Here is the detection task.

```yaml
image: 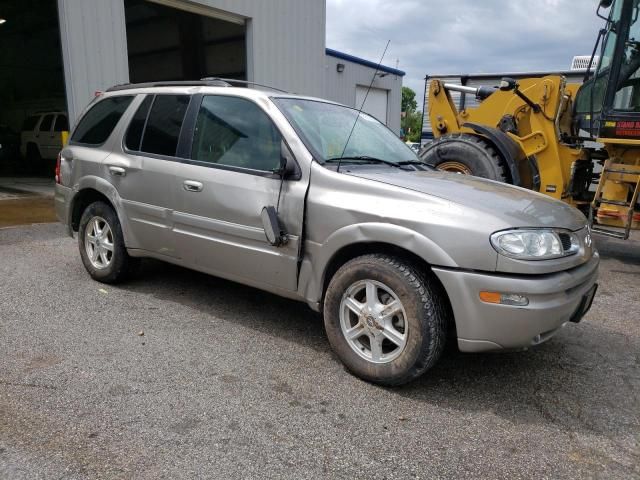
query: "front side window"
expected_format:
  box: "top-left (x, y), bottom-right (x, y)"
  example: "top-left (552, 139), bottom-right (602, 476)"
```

top-left (191, 96), bottom-right (282, 172)
top-left (71, 96), bottom-right (134, 145)
top-left (140, 95), bottom-right (190, 157)
top-left (39, 114), bottom-right (54, 133)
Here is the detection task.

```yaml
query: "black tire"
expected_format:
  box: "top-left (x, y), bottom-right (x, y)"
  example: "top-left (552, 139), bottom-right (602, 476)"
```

top-left (25, 143), bottom-right (41, 175)
top-left (78, 201), bottom-right (138, 283)
top-left (26, 143), bottom-right (41, 162)
top-left (419, 133), bottom-right (509, 182)
top-left (323, 254), bottom-right (449, 386)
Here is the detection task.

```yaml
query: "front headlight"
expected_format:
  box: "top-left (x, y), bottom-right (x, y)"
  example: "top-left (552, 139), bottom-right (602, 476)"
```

top-left (490, 229), bottom-right (579, 260)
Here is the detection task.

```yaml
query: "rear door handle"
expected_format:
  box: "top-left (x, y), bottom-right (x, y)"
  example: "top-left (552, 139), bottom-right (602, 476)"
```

top-left (183, 180), bottom-right (203, 192)
top-left (108, 166), bottom-right (126, 176)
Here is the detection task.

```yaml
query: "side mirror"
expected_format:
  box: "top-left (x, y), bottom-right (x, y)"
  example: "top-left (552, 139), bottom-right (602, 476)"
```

top-left (499, 77), bottom-right (518, 91)
top-left (261, 206), bottom-right (287, 247)
top-left (278, 140), bottom-right (300, 179)
top-left (599, 0), bottom-right (613, 8)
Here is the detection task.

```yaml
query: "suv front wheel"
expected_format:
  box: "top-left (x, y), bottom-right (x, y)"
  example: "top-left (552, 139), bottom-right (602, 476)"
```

top-left (324, 254), bottom-right (448, 386)
top-left (78, 201), bottom-right (138, 283)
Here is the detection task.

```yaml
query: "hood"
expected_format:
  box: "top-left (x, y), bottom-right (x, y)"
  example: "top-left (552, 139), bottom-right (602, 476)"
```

top-left (347, 168), bottom-right (587, 231)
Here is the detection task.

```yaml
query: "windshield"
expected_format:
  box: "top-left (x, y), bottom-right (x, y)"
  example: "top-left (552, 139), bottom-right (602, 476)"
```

top-left (273, 98), bottom-right (419, 164)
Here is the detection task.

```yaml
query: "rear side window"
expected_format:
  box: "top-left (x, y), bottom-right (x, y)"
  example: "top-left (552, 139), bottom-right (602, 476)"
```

top-left (140, 95), bottom-right (190, 157)
top-left (71, 96), bottom-right (133, 145)
top-left (125, 95), bottom-right (153, 151)
top-left (54, 115), bottom-right (69, 132)
top-left (39, 114), bottom-right (54, 132)
top-left (22, 116), bottom-right (39, 131)
top-left (191, 96), bottom-right (282, 171)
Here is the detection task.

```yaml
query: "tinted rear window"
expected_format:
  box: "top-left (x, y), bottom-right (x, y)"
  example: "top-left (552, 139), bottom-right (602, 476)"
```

top-left (71, 96), bottom-right (133, 145)
top-left (140, 95), bottom-right (190, 157)
top-left (22, 116), bottom-right (39, 131)
top-left (124, 95), bottom-right (153, 151)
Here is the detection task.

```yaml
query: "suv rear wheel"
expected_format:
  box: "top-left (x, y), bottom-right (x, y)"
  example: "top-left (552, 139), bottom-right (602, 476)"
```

top-left (78, 201), bottom-right (138, 283)
top-left (323, 254), bottom-right (448, 386)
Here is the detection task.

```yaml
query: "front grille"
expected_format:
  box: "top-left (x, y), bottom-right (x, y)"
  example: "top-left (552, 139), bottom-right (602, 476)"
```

top-left (559, 233), bottom-right (573, 251)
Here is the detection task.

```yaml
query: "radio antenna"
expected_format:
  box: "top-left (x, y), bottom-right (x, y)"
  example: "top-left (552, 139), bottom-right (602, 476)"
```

top-left (337, 40), bottom-right (391, 173)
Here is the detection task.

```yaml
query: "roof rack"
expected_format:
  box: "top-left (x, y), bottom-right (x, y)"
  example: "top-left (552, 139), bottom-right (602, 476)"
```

top-left (106, 79), bottom-right (232, 92)
top-left (200, 77), bottom-right (289, 93)
top-left (105, 78), bottom-right (289, 94)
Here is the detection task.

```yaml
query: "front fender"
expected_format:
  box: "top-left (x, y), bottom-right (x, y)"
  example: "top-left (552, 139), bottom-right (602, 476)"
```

top-left (298, 222), bottom-right (458, 306)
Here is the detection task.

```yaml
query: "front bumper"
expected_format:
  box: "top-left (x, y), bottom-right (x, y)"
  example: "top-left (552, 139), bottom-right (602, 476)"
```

top-left (433, 253), bottom-right (600, 352)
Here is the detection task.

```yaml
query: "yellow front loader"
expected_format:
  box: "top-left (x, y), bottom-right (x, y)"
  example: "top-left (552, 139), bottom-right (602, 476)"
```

top-left (420, 0), bottom-right (640, 239)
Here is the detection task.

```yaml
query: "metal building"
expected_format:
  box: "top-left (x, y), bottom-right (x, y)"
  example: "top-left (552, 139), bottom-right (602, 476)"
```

top-left (3, 0), bottom-right (403, 129)
top-left (0, 0), bottom-right (404, 179)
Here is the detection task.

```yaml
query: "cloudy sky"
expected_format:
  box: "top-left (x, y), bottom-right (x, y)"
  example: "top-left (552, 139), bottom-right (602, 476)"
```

top-left (326, 0), bottom-right (605, 100)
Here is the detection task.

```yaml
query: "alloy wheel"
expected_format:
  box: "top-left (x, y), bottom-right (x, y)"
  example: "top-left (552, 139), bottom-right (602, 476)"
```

top-left (84, 216), bottom-right (114, 269)
top-left (339, 279), bottom-right (408, 364)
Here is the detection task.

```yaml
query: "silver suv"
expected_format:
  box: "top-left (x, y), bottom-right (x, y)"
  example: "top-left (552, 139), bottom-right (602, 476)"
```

top-left (55, 80), bottom-right (599, 385)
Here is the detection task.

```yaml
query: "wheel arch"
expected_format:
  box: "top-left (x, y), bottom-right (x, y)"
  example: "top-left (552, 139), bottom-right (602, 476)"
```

top-left (70, 189), bottom-right (113, 232)
top-left (315, 240), bottom-right (457, 340)
top-left (69, 176), bottom-right (134, 246)
top-left (300, 223), bottom-right (457, 310)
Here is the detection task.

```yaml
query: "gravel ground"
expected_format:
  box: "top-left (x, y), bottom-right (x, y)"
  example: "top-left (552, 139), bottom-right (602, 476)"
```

top-left (0, 223), bottom-right (638, 479)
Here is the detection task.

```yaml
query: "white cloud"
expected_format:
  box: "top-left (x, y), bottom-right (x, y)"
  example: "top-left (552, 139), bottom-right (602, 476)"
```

top-left (326, 0), bottom-right (604, 102)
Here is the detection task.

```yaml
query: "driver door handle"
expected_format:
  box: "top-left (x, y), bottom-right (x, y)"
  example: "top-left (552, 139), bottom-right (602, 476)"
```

top-left (108, 165), bottom-right (126, 176)
top-left (183, 180), bottom-right (203, 192)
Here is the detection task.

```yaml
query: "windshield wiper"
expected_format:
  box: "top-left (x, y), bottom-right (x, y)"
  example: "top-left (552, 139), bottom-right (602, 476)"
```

top-left (325, 156), bottom-right (411, 170)
top-left (397, 160), bottom-right (436, 170)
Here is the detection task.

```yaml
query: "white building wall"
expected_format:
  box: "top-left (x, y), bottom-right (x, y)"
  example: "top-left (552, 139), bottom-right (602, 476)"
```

top-left (325, 54), bottom-right (402, 134)
top-left (58, 0), bottom-right (326, 122)
top-left (57, 0), bottom-right (130, 122)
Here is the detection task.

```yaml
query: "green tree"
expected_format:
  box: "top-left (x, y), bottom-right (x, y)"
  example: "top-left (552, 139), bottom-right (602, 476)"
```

top-left (402, 86), bottom-right (418, 114)
top-left (401, 86), bottom-right (422, 142)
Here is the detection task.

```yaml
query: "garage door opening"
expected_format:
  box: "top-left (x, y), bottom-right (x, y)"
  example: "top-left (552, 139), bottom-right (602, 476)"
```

top-left (124, 0), bottom-right (247, 83)
top-left (0, 0), bottom-right (64, 227)
top-left (356, 86), bottom-right (388, 124)
top-left (0, 0), bottom-right (67, 178)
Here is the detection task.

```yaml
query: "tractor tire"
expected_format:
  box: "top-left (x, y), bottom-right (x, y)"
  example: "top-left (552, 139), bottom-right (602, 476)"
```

top-left (419, 133), bottom-right (509, 182)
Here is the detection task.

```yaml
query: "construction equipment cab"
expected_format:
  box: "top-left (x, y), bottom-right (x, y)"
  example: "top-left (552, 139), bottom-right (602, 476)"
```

top-left (421, 0), bottom-right (640, 240)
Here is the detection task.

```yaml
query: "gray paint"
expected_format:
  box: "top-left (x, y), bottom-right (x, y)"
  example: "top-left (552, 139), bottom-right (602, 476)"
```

top-left (57, 0), bottom-right (401, 133)
top-left (57, 84), bottom-right (598, 354)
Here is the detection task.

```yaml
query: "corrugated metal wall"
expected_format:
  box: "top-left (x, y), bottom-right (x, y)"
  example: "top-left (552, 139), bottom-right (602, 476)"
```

top-left (58, 0), bottom-right (130, 122)
top-left (192, 0), bottom-right (326, 98)
top-left (325, 54), bottom-right (402, 134)
top-left (57, 0), bottom-right (401, 133)
top-left (58, 0), bottom-right (327, 122)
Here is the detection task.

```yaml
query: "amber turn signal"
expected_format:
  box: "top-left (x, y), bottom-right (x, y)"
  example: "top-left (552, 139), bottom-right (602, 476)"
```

top-left (479, 291), bottom-right (529, 306)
